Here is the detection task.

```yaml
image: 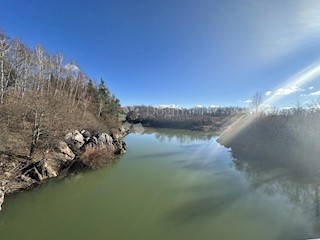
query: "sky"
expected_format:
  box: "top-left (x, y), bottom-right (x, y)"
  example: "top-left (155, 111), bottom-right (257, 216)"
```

top-left (1, 0), bottom-right (320, 108)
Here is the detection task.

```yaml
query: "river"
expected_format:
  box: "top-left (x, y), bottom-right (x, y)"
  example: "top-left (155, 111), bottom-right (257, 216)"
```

top-left (0, 128), bottom-right (319, 240)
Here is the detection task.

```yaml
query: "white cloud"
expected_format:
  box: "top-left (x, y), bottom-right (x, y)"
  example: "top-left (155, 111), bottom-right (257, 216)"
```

top-left (196, 105), bottom-right (203, 108)
top-left (274, 86), bottom-right (302, 96)
top-left (310, 90), bottom-right (320, 96)
top-left (309, 86), bottom-right (315, 90)
top-left (300, 90), bottom-right (320, 97)
top-left (265, 91), bottom-right (272, 96)
top-left (244, 99), bottom-right (252, 104)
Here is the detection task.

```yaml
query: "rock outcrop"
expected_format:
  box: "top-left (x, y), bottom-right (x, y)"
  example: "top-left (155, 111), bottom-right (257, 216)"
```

top-left (0, 127), bottom-right (129, 212)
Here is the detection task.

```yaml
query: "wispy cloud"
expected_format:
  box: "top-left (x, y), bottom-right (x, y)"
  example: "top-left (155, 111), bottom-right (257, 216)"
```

top-left (300, 90), bottom-right (320, 97)
top-left (274, 86), bottom-right (302, 96)
top-left (265, 91), bottom-right (272, 96)
top-left (310, 90), bottom-right (320, 96)
top-left (309, 86), bottom-right (315, 90)
top-left (244, 99), bottom-right (252, 104)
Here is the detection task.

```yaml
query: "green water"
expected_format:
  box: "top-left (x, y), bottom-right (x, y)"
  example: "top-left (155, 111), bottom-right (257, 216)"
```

top-left (0, 128), bottom-right (319, 240)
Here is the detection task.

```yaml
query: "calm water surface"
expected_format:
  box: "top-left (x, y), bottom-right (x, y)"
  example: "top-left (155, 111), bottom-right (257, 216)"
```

top-left (0, 128), bottom-right (319, 240)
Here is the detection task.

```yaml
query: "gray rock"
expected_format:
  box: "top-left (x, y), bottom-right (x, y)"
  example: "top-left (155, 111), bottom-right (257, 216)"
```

top-left (90, 136), bottom-right (98, 145)
top-left (81, 130), bottom-right (91, 138)
top-left (65, 131), bottom-right (85, 150)
top-left (97, 133), bottom-right (113, 147)
top-left (73, 131), bottom-right (85, 144)
top-left (113, 140), bottom-right (127, 154)
top-left (56, 141), bottom-right (75, 161)
top-left (111, 133), bottom-right (120, 140)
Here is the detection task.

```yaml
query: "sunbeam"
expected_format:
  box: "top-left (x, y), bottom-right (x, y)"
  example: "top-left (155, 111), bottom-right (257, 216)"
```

top-left (220, 63), bottom-right (320, 145)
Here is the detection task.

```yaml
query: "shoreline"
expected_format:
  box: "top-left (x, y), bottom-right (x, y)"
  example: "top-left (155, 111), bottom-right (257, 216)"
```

top-left (0, 127), bottom-right (130, 212)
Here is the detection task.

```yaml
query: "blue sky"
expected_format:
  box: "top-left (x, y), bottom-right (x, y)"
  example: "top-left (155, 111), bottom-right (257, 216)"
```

top-left (1, 0), bottom-right (320, 108)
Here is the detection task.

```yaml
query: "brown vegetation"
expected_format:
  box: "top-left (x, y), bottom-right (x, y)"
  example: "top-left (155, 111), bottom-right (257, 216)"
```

top-left (79, 146), bottom-right (115, 169)
top-left (0, 30), bottom-right (122, 160)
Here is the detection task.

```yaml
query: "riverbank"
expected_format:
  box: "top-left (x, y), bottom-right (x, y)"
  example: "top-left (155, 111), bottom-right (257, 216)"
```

top-left (0, 127), bottom-right (129, 211)
top-left (218, 112), bottom-right (320, 176)
top-left (125, 105), bottom-right (244, 133)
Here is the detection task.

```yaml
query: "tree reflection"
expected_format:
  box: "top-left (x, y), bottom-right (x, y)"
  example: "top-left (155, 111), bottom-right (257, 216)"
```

top-left (142, 128), bottom-right (216, 144)
top-left (231, 148), bottom-right (320, 233)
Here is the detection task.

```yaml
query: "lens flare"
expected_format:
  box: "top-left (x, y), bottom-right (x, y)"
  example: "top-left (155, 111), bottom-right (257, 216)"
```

top-left (220, 63), bottom-right (320, 144)
top-left (264, 63), bottom-right (320, 106)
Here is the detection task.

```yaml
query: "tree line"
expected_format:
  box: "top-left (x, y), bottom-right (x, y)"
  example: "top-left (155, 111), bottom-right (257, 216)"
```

top-left (0, 30), bottom-right (122, 158)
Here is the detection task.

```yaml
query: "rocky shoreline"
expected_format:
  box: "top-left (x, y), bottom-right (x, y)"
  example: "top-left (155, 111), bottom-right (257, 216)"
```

top-left (0, 127), bottom-right (129, 212)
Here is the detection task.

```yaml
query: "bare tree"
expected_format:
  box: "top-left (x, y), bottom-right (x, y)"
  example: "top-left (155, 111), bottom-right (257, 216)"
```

top-left (250, 91), bottom-right (263, 114)
top-left (0, 31), bottom-right (10, 104)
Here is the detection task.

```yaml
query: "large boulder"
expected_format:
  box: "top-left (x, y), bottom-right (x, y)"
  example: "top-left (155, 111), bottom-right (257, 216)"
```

top-left (82, 136), bottom-right (98, 150)
top-left (97, 133), bottom-right (113, 147)
top-left (111, 132), bottom-right (120, 141)
top-left (56, 141), bottom-right (75, 162)
top-left (81, 130), bottom-right (91, 139)
top-left (42, 160), bottom-right (59, 178)
top-left (65, 130), bottom-right (85, 150)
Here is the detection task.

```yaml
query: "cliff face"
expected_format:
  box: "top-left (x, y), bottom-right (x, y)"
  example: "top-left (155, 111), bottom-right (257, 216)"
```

top-left (0, 127), bottom-right (129, 212)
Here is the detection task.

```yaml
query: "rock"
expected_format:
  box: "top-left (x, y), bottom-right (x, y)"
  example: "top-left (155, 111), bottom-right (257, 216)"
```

top-left (111, 132), bottom-right (120, 140)
top-left (73, 131), bottom-right (85, 148)
top-left (89, 136), bottom-right (98, 145)
top-left (43, 161), bottom-right (58, 178)
top-left (113, 140), bottom-right (127, 154)
top-left (81, 130), bottom-right (91, 138)
top-left (56, 141), bottom-right (75, 162)
top-left (119, 127), bottom-right (126, 133)
top-left (65, 131), bottom-right (85, 150)
top-left (97, 133), bottom-right (113, 147)
top-left (21, 174), bottom-right (34, 183)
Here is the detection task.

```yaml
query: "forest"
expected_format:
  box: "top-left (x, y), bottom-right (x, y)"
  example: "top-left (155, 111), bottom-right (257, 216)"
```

top-left (0, 30), bottom-right (122, 159)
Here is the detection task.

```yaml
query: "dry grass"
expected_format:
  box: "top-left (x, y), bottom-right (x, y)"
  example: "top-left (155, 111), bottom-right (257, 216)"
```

top-left (79, 146), bottom-right (114, 169)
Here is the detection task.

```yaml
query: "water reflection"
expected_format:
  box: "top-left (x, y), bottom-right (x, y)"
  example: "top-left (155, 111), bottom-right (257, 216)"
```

top-left (142, 128), bottom-right (216, 144)
top-left (231, 148), bottom-right (320, 235)
top-left (166, 191), bottom-right (245, 224)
